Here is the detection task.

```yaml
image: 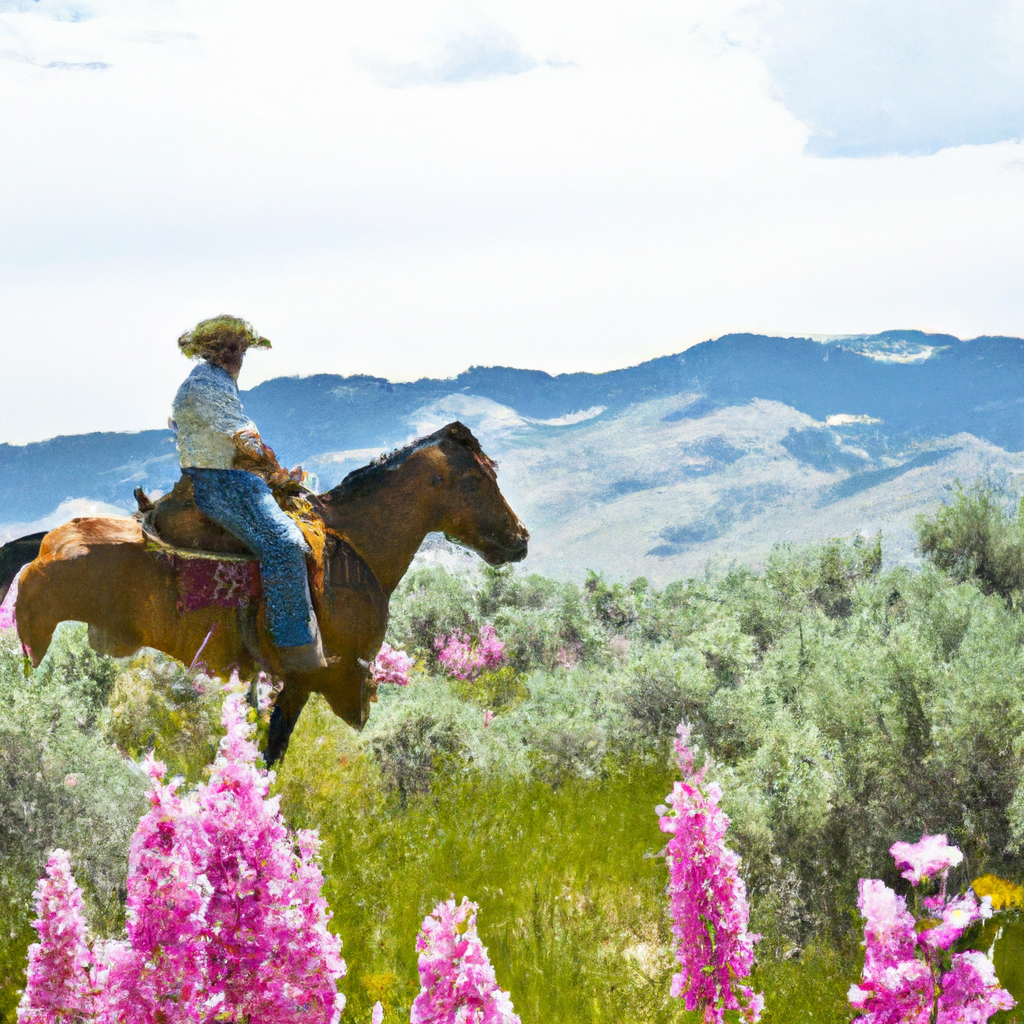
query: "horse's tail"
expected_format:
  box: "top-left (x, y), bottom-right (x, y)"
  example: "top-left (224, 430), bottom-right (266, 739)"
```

top-left (0, 532), bottom-right (46, 606)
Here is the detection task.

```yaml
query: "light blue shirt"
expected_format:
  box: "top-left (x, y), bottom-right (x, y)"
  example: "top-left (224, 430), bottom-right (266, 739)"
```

top-left (171, 361), bottom-right (256, 469)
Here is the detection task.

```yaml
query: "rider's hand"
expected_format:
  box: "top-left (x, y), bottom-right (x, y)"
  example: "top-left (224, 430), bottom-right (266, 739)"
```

top-left (233, 428), bottom-right (268, 462)
top-left (267, 468), bottom-right (293, 489)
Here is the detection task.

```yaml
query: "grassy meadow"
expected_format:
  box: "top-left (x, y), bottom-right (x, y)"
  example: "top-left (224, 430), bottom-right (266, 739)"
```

top-left (3, 485), bottom-right (1024, 1022)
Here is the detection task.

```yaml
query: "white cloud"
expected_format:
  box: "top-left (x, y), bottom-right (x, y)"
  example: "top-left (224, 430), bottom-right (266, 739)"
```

top-left (0, 0), bottom-right (1022, 444)
top-left (717, 0), bottom-right (1024, 156)
top-left (0, 0), bottom-right (92, 22)
top-left (408, 394), bottom-right (605, 442)
top-left (367, 28), bottom-right (545, 88)
top-left (0, 497), bottom-right (128, 545)
top-left (531, 406), bottom-right (605, 426)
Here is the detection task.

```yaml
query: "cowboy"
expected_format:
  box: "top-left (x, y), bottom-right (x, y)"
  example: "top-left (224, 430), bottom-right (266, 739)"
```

top-left (171, 314), bottom-right (327, 672)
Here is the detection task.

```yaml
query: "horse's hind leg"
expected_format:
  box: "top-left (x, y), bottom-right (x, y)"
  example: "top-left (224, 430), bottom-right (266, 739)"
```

top-left (266, 684), bottom-right (311, 765)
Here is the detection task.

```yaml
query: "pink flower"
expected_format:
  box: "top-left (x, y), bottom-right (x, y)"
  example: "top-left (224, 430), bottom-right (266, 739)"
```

top-left (937, 951), bottom-right (1016, 1024)
top-left (411, 897), bottom-right (520, 1024)
top-left (849, 879), bottom-right (933, 1023)
top-left (850, 835), bottom-right (1014, 1024)
top-left (370, 643), bottom-right (414, 686)
top-left (555, 645), bottom-right (579, 670)
top-left (484, 710), bottom-right (493, 728)
top-left (18, 850), bottom-right (102, 1024)
top-left (434, 626), bottom-right (507, 682)
top-left (658, 723), bottom-right (762, 1024)
top-left (372, 1002), bottom-right (384, 1024)
top-left (19, 678), bottom-right (347, 1024)
top-left (0, 576), bottom-right (17, 631)
top-left (891, 834), bottom-right (964, 886)
top-left (919, 892), bottom-right (989, 953)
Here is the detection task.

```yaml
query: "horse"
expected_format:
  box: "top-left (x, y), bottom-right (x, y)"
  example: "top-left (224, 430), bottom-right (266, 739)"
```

top-left (3, 422), bottom-right (528, 762)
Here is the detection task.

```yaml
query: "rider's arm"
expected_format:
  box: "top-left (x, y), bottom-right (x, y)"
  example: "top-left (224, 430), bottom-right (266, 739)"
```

top-left (232, 427), bottom-right (272, 462)
top-left (231, 429), bottom-right (306, 490)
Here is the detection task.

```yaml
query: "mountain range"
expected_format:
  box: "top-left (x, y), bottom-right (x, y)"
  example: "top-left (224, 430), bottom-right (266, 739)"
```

top-left (4, 330), bottom-right (1024, 582)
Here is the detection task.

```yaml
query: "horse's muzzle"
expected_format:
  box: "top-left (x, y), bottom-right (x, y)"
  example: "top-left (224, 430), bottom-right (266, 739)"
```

top-left (488, 532), bottom-right (529, 565)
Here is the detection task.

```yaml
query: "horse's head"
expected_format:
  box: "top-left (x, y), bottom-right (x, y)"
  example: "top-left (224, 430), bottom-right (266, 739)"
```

top-left (427, 423), bottom-right (529, 565)
top-left (321, 422), bottom-right (529, 588)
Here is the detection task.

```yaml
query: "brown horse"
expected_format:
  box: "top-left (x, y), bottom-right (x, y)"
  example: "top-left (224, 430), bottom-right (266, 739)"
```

top-left (11, 423), bottom-right (528, 762)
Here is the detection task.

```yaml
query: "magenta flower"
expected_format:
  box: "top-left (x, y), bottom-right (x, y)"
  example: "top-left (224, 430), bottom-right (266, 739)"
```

top-left (554, 644), bottom-right (579, 670)
top-left (658, 723), bottom-right (763, 1024)
top-left (370, 643), bottom-right (414, 686)
top-left (937, 951), bottom-right (1016, 1024)
top-left (918, 892), bottom-right (988, 954)
top-left (891, 834), bottom-right (964, 886)
top-left (18, 850), bottom-right (102, 1024)
top-left (411, 897), bottom-right (520, 1024)
top-left (848, 879), bottom-right (933, 1023)
top-left (0, 576), bottom-right (17, 630)
top-left (186, 687), bottom-right (347, 1024)
top-left (850, 835), bottom-right (1013, 1024)
top-left (434, 625), bottom-right (507, 682)
top-left (100, 755), bottom-right (210, 1023)
top-left (18, 680), bottom-right (347, 1024)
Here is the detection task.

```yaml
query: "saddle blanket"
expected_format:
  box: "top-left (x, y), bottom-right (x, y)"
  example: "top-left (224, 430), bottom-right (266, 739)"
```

top-left (173, 553), bottom-right (262, 613)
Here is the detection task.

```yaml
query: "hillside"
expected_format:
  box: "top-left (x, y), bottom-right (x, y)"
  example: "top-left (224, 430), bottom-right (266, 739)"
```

top-left (4, 330), bottom-right (1024, 579)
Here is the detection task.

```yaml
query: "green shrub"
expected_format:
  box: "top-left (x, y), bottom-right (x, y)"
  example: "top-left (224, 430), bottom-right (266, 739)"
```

top-left (451, 665), bottom-right (530, 712)
top-left (917, 481), bottom-right (1024, 604)
top-left (104, 651), bottom-right (224, 785)
top-left (0, 626), bottom-right (145, 1022)
top-left (6, 519), bottom-right (1024, 1021)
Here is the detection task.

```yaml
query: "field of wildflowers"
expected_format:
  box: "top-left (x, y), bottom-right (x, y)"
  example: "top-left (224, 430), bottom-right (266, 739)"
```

top-left (3, 490), bottom-right (1024, 1021)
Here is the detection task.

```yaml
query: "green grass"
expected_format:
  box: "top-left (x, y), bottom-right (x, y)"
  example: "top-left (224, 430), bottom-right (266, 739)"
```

top-left (274, 696), bottom-right (864, 1023)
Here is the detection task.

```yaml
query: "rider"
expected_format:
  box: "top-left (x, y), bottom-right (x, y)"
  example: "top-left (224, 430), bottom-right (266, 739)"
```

top-left (171, 314), bottom-right (328, 672)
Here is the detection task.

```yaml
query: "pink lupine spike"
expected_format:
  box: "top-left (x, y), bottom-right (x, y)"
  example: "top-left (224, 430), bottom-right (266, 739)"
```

top-left (435, 626), bottom-right (507, 681)
top-left (658, 723), bottom-right (762, 1024)
top-left (18, 850), bottom-right (100, 1024)
top-left (21, 683), bottom-right (347, 1024)
top-left (412, 897), bottom-right (520, 1024)
top-left (937, 951), bottom-right (1016, 1023)
top-left (0, 575), bottom-right (17, 631)
top-left (891, 834), bottom-right (964, 886)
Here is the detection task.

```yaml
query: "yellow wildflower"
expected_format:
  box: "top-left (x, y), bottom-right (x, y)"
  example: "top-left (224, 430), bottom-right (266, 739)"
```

top-left (971, 874), bottom-right (1024, 910)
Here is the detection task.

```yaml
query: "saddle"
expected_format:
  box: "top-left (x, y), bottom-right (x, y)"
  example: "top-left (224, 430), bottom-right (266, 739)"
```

top-left (134, 475), bottom-right (334, 614)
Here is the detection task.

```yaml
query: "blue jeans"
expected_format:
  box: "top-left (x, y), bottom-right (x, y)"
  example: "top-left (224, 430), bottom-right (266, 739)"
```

top-left (184, 468), bottom-right (316, 648)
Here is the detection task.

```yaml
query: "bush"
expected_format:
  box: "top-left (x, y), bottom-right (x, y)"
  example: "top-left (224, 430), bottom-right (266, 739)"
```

top-left (104, 651), bottom-right (224, 785)
top-left (386, 567), bottom-right (478, 659)
top-left (917, 482), bottom-right (1024, 604)
top-left (0, 626), bottom-right (145, 1022)
top-left (451, 666), bottom-right (530, 713)
top-left (6, 520), bottom-right (1024, 1022)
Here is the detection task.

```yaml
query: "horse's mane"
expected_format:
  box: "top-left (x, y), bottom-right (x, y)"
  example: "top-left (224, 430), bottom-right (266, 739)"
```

top-left (325, 421), bottom-right (496, 503)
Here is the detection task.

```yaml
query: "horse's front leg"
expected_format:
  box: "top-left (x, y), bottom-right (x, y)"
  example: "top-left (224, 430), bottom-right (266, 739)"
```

top-left (266, 683), bottom-right (311, 765)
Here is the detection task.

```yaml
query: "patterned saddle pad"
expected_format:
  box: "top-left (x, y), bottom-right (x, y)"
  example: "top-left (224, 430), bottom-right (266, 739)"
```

top-left (151, 531), bottom-right (374, 615)
top-left (171, 551), bottom-right (262, 613)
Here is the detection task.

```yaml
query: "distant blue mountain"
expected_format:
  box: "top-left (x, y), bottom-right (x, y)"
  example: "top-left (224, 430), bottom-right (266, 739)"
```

top-left (2, 330), bottom-right (1023, 525)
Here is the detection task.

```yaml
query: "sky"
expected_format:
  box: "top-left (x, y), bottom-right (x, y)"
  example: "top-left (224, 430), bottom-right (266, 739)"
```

top-left (1, 0), bottom-right (1023, 443)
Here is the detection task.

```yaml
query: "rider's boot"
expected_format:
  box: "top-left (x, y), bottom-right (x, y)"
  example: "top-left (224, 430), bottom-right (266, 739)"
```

top-left (276, 619), bottom-right (328, 672)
